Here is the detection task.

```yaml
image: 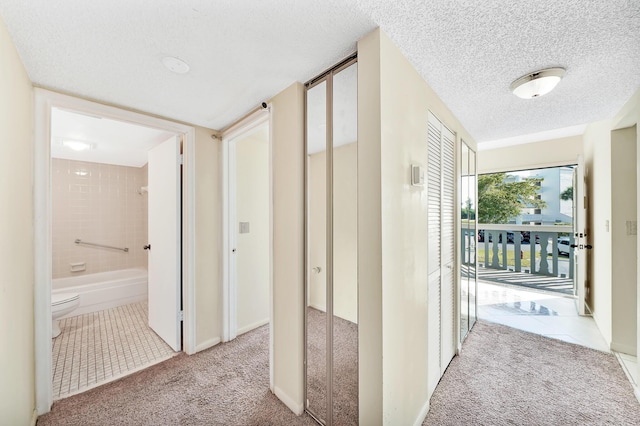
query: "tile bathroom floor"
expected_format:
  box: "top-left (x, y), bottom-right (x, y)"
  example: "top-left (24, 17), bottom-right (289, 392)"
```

top-left (52, 301), bottom-right (177, 400)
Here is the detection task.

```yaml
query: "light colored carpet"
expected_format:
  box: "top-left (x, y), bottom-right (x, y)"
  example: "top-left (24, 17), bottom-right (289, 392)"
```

top-left (305, 307), bottom-right (358, 425)
top-left (38, 325), bottom-right (317, 426)
top-left (39, 319), bottom-right (639, 425)
top-left (424, 321), bottom-right (640, 425)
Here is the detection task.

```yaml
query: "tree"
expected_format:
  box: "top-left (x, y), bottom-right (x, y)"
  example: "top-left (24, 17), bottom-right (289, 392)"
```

top-left (461, 198), bottom-right (475, 220)
top-left (478, 173), bottom-right (546, 223)
top-left (560, 186), bottom-right (573, 201)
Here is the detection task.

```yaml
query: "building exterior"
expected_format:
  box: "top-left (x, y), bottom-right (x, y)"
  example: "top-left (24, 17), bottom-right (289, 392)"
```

top-left (510, 166), bottom-right (575, 225)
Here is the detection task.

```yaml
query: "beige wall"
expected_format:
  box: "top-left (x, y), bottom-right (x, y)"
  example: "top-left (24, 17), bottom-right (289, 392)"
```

top-left (271, 82), bottom-right (305, 413)
top-left (307, 150), bottom-right (327, 312)
top-left (0, 15), bottom-right (35, 425)
top-left (332, 143), bottom-right (358, 324)
top-left (478, 135), bottom-right (583, 174)
top-left (193, 126), bottom-right (223, 350)
top-left (307, 143), bottom-right (358, 324)
top-left (358, 29), bottom-right (477, 425)
top-left (51, 159), bottom-right (148, 279)
top-left (611, 126), bottom-right (637, 355)
top-left (583, 89), bottom-right (640, 381)
top-left (583, 120), bottom-right (613, 344)
top-left (235, 130), bottom-right (270, 334)
top-left (358, 30), bottom-right (383, 424)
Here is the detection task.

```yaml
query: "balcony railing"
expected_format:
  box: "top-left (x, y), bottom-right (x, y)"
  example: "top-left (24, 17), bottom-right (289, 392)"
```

top-left (463, 224), bottom-right (574, 279)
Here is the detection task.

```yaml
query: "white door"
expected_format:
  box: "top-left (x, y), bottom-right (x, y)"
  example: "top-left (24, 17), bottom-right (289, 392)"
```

top-left (427, 112), bottom-right (456, 392)
top-left (573, 156), bottom-right (588, 315)
top-left (148, 135), bottom-right (182, 351)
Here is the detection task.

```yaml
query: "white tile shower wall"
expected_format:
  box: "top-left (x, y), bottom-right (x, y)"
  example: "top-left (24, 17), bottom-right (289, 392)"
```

top-left (52, 159), bottom-right (148, 280)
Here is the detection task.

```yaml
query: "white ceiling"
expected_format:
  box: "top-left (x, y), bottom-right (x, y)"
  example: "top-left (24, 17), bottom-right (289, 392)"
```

top-left (1, 0), bottom-right (638, 145)
top-left (51, 108), bottom-right (176, 167)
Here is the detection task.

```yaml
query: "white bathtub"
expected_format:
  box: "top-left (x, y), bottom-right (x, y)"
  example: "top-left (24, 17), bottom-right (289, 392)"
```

top-left (52, 268), bottom-right (148, 318)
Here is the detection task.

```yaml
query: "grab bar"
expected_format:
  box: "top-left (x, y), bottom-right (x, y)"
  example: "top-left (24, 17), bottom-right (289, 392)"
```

top-left (75, 239), bottom-right (129, 253)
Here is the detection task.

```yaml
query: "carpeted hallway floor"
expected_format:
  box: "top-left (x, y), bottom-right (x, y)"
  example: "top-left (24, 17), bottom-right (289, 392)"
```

top-left (424, 321), bottom-right (640, 425)
top-left (38, 320), bottom-right (640, 425)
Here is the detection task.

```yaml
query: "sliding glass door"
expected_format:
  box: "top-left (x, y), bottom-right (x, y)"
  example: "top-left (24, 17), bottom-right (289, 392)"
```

top-left (460, 140), bottom-right (477, 342)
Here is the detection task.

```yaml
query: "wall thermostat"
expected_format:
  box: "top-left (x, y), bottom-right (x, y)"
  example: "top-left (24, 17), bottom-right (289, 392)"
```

top-left (411, 164), bottom-right (425, 186)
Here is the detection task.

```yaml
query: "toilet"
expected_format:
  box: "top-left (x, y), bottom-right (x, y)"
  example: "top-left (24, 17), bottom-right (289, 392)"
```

top-left (52, 293), bottom-right (80, 338)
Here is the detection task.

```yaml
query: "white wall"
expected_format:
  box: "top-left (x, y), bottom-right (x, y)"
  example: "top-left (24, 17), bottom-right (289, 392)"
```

top-left (235, 128), bottom-right (270, 334)
top-left (478, 135), bottom-right (582, 174)
top-left (611, 125), bottom-right (637, 355)
top-left (307, 143), bottom-right (358, 324)
top-left (358, 28), bottom-right (477, 425)
top-left (271, 82), bottom-right (305, 413)
top-left (0, 15), bottom-right (35, 425)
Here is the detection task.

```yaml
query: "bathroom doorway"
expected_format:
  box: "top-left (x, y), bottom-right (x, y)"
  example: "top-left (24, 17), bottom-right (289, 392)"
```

top-left (34, 89), bottom-right (197, 413)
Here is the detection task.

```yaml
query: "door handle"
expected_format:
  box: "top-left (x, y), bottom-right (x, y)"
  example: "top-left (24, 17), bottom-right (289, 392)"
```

top-left (585, 244), bottom-right (593, 249)
top-left (143, 244), bottom-right (151, 250)
top-left (570, 244), bottom-right (578, 248)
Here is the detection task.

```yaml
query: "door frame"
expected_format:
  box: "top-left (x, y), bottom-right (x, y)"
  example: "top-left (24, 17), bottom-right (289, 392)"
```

top-left (221, 105), bottom-right (274, 389)
top-left (34, 88), bottom-right (197, 414)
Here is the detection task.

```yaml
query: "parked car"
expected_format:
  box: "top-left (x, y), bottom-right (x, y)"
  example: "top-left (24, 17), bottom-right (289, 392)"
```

top-left (520, 232), bottom-right (540, 244)
top-left (478, 231), bottom-right (514, 243)
top-left (557, 237), bottom-right (572, 256)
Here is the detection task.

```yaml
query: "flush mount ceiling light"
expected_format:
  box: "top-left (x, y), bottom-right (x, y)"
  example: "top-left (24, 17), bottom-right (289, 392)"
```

top-left (62, 139), bottom-right (93, 151)
top-left (510, 67), bottom-right (566, 99)
top-left (162, 56), bottom-right (190, 74)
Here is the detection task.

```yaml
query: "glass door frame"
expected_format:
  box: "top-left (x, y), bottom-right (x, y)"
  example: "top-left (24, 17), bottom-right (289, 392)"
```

top-left (459, 140), bottom-right (478, 344)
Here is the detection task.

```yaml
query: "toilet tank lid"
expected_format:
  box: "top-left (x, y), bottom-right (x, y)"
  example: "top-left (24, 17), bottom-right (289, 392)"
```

top-left (52, 293), bottom-right (79, 306)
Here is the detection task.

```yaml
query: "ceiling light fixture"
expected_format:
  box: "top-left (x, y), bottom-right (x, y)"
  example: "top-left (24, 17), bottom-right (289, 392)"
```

top-left (162, 56), bottom-right (190, 74)
top-left (62, 139), bottom-right (93, 151)
top-left (510, 67), bottom-right (566, 99)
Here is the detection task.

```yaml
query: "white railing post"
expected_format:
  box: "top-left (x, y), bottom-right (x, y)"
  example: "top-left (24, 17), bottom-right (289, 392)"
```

top-left (478, 224), bottom-right (573, 279)
top-left (514, 232), bottom-right (522, 272)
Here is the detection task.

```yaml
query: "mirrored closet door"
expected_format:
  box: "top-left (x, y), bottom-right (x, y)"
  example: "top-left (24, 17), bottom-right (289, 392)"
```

top-left (460, 140), bottom-right (477, 342)
top-left (305, 56), bottom-right (358, 426)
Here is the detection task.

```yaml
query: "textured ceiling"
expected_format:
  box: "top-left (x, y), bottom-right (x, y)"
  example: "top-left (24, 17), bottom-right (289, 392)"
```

top-left (1, 0), bottom-right (638, 145)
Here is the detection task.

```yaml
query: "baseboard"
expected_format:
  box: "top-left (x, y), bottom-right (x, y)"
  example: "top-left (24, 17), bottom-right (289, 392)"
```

top-left (308, 303), bottom-right (326, 312)
top-left (237, 318), bottom-right (269, 336)
top-left (591, 312), bottom-right (612, 348)
top-left (195, 337), bottom-right (221, 353)
top-left (412, 399), bottom-right (431, 426)
top-left (635, 385), bottom-right (640, 404)
top-left (610, 341), bottom-right (636, 356)
top-left (274, 385), bottom-right (304, 415)
top-left (31, 408), bottom-right (38, 426)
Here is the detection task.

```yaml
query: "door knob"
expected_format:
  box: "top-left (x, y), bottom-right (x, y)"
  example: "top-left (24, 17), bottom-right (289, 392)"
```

top-left (143, 244), bottom-right (151, 250)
